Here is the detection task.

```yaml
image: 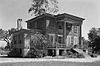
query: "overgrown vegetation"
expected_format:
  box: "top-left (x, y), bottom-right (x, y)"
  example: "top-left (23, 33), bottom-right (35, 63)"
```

top-left (8, 49), bottom-right (21, 57)
top-left (0, 28), bottom-right (17, 50)
top-left (88, 28), bottom-right (100, 54)
top-left (28, 0), bottom-right (59, 16)
top-left (62, 50), bottom-right (85, 58)
top-left (26, 32), bottom-right (49, 58)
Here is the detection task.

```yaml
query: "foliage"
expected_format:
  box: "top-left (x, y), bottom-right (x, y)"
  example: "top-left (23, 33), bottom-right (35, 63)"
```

top-left (88, 28), bottom-right (97, 42)
top-left (88, 28), bottom-right (100, 53)
top-left (63, 50), bottom-right (85, 58)
top-left (28, 0), bottom-right (59, 16)
top-left (30, 32), bottom-right (49, 50)
top-left (26, 32), bottom-right (49, 57)
top-left (0, 28), bottom-right (17, 49)
top-left (8, 49), bottom-right (21, 57)
top-left (26, 48), bottom-right (44, 58)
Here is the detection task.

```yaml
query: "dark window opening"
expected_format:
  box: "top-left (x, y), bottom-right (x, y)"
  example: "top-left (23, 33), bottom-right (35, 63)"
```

top-left (49, 35), bottom-right (53, 44)
top-left (74, 26), bottom-right (77, 33)
top-left (71, 37), bottom-right (74, 45)
top-left (58, 25), bottom-right (62, 29)
top-left (57, 22), bottom-right (63, 29)
top-left (66, 23), bottom-right (72, 30)
top-left (58, 36), bottom-right (62, 44)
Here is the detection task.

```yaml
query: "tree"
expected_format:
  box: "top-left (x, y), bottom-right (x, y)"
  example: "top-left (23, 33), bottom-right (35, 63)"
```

top-left (26, 31), bottom-right (49, 57)
top-left (30, 32), bottom-right (49, 50)
top-left (0, 28), bottom-right (17, 49)
top-left (28, 0), bottom-right (59, 16)
top-left (88, 28), bottom-right (100, 53)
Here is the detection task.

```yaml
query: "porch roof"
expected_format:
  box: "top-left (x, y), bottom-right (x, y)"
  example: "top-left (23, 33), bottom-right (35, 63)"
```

top-left (55, 13), bottom-right (85, 21)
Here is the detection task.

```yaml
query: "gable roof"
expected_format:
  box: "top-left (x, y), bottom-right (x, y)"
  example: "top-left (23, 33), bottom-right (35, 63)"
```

top-left (26, 13), bottom-right (85, 23)
top-left (26, 13), bottom-right (55, 23)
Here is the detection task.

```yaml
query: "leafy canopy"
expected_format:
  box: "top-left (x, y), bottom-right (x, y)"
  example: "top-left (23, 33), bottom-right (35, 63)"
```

top-left (30, 32), bottom-right (49, 50)
top-left (0, 28), bottom-right (17, 49)
top-left (88, 28), bottom-right (100, 53)
top-left (28, 0), bottom-right (59, 16)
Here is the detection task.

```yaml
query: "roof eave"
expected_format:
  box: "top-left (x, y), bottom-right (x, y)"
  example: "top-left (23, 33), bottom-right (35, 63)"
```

top-left (56, 13), bottom-right (85, 21)
top-left (26, 13), bottom-right (55, 23)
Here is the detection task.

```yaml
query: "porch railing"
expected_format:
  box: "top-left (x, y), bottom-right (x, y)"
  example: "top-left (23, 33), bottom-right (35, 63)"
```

top-left (48, 42), bottom-right (66, 48)
top-left (48, 42), bottom-right (75, 48)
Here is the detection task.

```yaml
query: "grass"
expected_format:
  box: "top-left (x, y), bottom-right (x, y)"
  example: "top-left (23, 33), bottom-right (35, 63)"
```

top-left (0, 61), bottom-right (100, 66)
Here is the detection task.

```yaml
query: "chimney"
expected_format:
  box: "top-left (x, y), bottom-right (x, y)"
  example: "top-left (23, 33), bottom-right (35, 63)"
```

top-left (17, 19), bottom-right (22, 30)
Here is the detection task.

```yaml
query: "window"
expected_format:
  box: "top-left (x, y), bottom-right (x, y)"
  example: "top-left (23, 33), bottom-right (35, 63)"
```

top-left (71, 37), bottom-right (74, 45)
top-left (58, 25), bottom-right (62, 29)
top-left (74, 26), bottom-right (77, 33)
top-left (50, 36), bottom-right (53, 44)
top-left (58, 36), bottom-right (63, 44)
top-left (46, 20), bottom-right (50, 28)
top-left (68, 36), bottom-right (70, 45)
top-left (67, 36), bottom-right (74, 45)
top-left (57, 22), bottom-right (63, 29)
top-left (58, 37), bottom-right (61, 43)
top-left (48, 34), bottom-right (55, 45)
top-left (74, 37), bottom-right (76, 45)
top-left (66, 23), bottom-right (72, 30)
top-left (18, 34), bottom-right (22, 44)
top-left (49, 35), bottom-right (53, 44)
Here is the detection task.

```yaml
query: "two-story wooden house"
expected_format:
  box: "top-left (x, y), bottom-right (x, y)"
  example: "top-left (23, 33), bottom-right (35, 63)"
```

top-left (11, 13), bottom-right (84, 57)
top-left (25, 13), bottom-right (85, 56)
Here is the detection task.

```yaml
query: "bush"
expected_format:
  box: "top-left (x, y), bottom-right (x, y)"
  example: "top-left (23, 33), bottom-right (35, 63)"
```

top-left (26, 49), bottom-right (46, 58)
top-left (63, 50), bottom-right (85, 58)
top-left (77, 54), bottom-right (85, 58)
top-left (89, 53), bottom-right (98, 57)
top-left (8, 49), bottom-right (21, 57)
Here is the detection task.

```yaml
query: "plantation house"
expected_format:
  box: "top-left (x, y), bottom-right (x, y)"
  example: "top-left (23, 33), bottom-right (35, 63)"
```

top-left (12, 13), bottom-right (85, 57)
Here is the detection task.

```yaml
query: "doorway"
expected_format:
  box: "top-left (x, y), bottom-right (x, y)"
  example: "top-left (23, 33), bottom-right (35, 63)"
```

top-left (48, 49), bottom-right (56, 56)
top-left (59, 50), bottom-right (64, 56)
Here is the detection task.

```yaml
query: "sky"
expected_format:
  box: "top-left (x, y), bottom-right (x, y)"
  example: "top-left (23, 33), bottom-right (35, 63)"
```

top-left (0, 0), bottom-right (100, 40)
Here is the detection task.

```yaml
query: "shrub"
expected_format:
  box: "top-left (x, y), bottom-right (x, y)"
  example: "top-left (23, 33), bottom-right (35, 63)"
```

top-left (26, 49), bottom-right (46, 58)
top-left (63, 50), bottom-right (85, 58)
top-left (8, 49), bottom-right (21, 57)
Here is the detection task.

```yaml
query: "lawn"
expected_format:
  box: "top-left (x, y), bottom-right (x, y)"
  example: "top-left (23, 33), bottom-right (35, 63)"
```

top-left (0, 56), bottom-right (100, 66)
top-left (0, 61), bottom-right (100, 66)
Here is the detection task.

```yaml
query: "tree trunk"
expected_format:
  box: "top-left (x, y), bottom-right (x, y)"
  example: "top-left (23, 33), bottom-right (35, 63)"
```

top-left (5, 42), bottom-right (10, 50)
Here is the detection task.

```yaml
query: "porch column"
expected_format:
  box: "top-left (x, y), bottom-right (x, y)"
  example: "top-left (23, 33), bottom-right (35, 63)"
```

top-left (52, 50), bottom-right (55, 56)
top-left (63, 22), bottom-right (67, 45)
top-left (79, 25), bottom-right (82, 48)
top-left (56, 49), bottom-right (59, 56)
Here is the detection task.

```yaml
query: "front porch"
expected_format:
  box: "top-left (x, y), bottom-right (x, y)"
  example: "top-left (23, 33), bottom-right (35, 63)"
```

top-left (47, 47), bottom-right (69, 56)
